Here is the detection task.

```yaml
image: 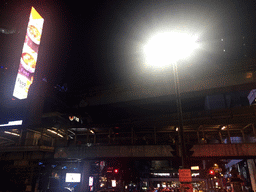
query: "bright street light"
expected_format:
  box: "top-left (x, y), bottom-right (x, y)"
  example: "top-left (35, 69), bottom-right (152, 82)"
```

top-left (143, 32), bottom-right (199, 68)
top-left (143, 31), bottom-right (199, 169)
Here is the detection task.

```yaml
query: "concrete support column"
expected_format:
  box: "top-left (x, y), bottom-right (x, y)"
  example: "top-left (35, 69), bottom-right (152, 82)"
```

top-left (252, 124), bottom-right (256, 138)
top-left (247, 159), bottom-right (256, 192)
top-left (205, 178), bottom-right (209, 192)
top-left (227, 125), bottom-right (231, 143)
top-left (94, 134), bottom-right (96, 144)
top-left (74, 134), bottom-right (77, 146)
top-left (209, 178), bottom-right (214, 192)
top-left (241, 130), bottom-right (246, 143)
top-left (40, 127), bottom-right (44, 146)
top-left (87, 128), bottom-right (90, 143)
top-left (80, 161), bottom-right (91, 192)
top-left (219, 131), bottom-right (223, 143)
top-left (202, 131), bottom-right (205, 142)
top-left (197, 130), bottom-right (200, 144)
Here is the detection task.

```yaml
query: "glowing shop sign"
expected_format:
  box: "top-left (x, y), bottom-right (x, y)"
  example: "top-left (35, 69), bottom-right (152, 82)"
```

top-left (13, 7), bottom-right (44, 99)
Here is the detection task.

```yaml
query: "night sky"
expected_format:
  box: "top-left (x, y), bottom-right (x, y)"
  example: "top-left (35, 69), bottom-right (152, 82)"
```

top-left (1, 0), bottom-right (256, 93)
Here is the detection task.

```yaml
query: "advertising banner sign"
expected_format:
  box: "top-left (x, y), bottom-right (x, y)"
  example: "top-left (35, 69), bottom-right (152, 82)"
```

top-left (179, 169), bottom-right (192, 182)
top-left (13, 7), bottom-right (44, 99)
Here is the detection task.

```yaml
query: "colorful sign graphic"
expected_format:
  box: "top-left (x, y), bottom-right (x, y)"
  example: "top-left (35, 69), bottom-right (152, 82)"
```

top-left (13, 7), bottom-right (44, 99)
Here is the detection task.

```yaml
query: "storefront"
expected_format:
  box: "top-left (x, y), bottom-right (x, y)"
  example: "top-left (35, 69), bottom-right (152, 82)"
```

top-left (141, 177), bottom-right (207, 192)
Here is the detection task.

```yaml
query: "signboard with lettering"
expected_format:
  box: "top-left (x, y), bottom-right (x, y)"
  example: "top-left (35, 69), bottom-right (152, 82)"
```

top-left (179, 169), bottom-right (192, 182)
top-left (13, 7), bottom-right (44, 99)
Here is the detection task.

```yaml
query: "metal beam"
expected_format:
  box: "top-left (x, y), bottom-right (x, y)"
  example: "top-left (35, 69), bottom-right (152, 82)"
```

top-left (242, 123), bottom-right (252, 130)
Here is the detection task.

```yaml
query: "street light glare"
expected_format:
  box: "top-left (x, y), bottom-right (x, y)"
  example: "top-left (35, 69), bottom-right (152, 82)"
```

top-left (144, 32), bottom-right (199, 68)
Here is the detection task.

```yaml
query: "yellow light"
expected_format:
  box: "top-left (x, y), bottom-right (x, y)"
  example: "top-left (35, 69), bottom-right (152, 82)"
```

top-left (191, 166), bottom-right (199, 170)
top-left (47, 129), bottom-right (64, 138)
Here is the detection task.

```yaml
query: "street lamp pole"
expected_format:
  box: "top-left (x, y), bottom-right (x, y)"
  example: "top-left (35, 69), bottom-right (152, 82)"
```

top-left (143, 31), bottom-right (198, 168)
top-left (172, 62), bottom-right (187, 169)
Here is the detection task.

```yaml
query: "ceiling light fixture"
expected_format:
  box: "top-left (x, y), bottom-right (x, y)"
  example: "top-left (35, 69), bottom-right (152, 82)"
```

top-left (47, 129), bottom-right (64, 138)
top-left (4, 131), bottom-right (20, 137)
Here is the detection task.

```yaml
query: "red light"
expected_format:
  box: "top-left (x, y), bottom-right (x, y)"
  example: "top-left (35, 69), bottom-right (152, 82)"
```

top-left (114, 169), bottom-right (119, 173)
top-left (209, 170), bottom-right (214, 175)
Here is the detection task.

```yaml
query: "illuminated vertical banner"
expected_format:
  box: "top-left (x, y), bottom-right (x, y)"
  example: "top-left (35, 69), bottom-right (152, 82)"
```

top-left (13, 7), bottom-right (44, 99)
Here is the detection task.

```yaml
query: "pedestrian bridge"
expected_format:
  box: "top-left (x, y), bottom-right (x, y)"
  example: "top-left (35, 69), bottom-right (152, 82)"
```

top-left (54, 143), bottom-right (256, 159)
